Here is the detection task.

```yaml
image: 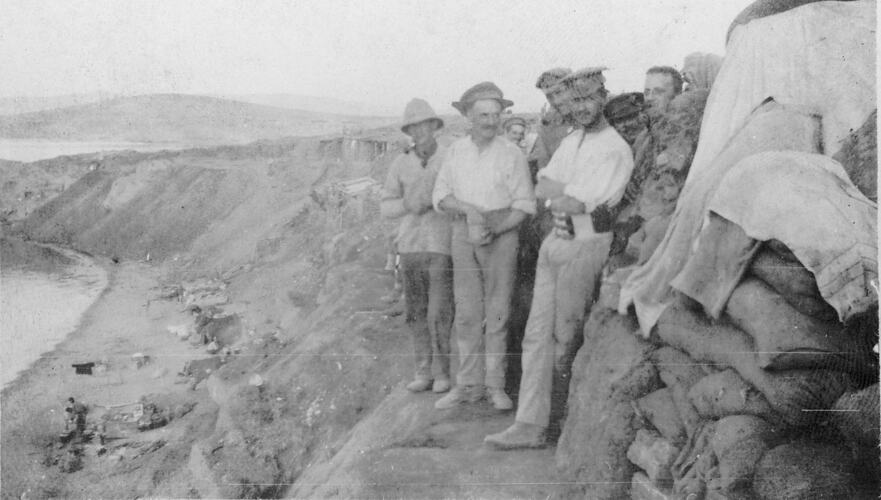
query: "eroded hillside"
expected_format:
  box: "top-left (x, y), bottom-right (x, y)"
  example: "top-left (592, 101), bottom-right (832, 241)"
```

top-left (3, 127), bottom-right (566, 499)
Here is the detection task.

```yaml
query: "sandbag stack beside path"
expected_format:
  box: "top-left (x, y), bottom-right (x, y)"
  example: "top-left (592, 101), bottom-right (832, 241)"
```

top-left (561, 4), bottom-right (878, 498)
top-left (617, 297), bottom-right (879, 499)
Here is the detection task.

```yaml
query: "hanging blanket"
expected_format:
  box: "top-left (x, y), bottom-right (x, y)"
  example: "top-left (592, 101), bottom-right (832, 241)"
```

top-left (706, 151), bottom-right (877, 322)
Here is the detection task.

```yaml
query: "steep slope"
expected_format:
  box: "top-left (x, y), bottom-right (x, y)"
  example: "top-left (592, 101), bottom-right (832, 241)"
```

top-left (2, 126), bottom-right (568, 499)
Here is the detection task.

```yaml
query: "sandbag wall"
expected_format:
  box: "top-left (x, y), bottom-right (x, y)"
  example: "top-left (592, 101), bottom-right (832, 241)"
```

top-left (619, 246), bottom-right (879, 499)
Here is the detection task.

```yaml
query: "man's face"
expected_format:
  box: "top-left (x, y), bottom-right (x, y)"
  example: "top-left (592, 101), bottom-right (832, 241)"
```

top-left (468, 99), bottom-right (502, 141)
top-left (545, 88), bottom-right (572, 122)
top-left (505, 124), bottom-right (526, 144)
top-left (407, 120), bottom-right (438, 148)
top-left (546, 88), bottom-right (567, 112)
top-left (644, 72), bottom-right (678, 117)
top-left (610, 113), bottom-right (647, 146)
top-left (561, 94), bottom-right (603, 129)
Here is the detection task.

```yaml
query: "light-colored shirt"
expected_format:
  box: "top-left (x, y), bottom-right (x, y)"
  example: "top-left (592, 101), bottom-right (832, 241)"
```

top-left (539, 125), bottom-right (633, 239)
top-left (432, 136), bottom-right (536, 215)
top-left (382, 148), bottom-right (452, 255)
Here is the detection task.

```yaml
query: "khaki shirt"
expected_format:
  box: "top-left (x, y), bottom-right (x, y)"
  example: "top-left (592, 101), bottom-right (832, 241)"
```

top-left (382, 148), bottom-right (452, 255)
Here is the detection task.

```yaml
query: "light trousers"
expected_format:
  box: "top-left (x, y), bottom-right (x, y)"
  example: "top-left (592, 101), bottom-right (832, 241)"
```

top-left (516, 232), bottom-right (612, 427)
top-left (450, 220), bottom-right (519, 389)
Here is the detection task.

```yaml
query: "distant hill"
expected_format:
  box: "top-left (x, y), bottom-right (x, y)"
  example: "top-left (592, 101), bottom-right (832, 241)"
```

top-left (0, 94), bottom-right (395, 144)
top-left (219, 93), bottom-right (393, 117)
top-left (0, 92), bottom-right (117, 116)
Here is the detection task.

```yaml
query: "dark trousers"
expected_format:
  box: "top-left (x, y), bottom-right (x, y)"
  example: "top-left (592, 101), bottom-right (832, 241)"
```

top-left (401, 252), bottom-right (454, 381)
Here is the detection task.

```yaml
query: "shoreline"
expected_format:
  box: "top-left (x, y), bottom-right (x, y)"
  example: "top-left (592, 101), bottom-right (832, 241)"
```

top-left (1, 240), bottom-right (110, 390)
top-left (0, 254), bottom-right (214, 498)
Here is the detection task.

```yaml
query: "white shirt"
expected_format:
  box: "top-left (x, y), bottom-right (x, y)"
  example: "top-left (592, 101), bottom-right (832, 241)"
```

top-left (432, 136), bottom-right (536, 215)
top-left (539, 124), bottom-right (633, 238)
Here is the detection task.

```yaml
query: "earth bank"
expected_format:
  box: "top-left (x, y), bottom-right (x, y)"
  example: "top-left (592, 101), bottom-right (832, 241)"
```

top-left (1, 126), bottom-right (567, 499)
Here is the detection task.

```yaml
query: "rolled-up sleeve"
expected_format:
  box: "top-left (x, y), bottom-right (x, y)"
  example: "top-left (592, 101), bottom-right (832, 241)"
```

top-left (432, 148), bottom-right (454, 211)
top-left (563, 148), bottom-right (634, 213)
top-left (508, 151), bottom-right (537, 214)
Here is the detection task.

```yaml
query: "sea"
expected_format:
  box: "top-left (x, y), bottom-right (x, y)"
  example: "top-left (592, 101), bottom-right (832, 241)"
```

top-left (0, 247), bottom-right (108, 387)
top-left (0, 139), bottom-right (194, 162)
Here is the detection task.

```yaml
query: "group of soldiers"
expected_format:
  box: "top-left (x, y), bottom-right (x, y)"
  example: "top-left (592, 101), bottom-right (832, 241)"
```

top-left (381, 56), bottom-right (719, 449)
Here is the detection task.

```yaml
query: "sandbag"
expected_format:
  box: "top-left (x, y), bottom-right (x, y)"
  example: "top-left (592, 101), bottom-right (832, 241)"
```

top-left (711, 415), bottom-right (780, 491)
top-left (753, 441), bottom-right (871, 499)
top-left (725, 278), bottom-right (874, 373)
top-left (688, 369), bottom-right (776, 420)
top-left (831, 383), bottom-right (880, 449)
top-left (651, 346), bottom-right (711, 389)
top-left (635, 388), bottom-right (686, 445)
top-left (655, 301), bottom-right (853, 427)
top-left (830, 384), bottom-right (881, 487)
top-left (626, 429), bottom-right (679, 487)
top-left (650, 346), bottom-right (709, 438)
top-left (748, 248), bottom-right (836, 321)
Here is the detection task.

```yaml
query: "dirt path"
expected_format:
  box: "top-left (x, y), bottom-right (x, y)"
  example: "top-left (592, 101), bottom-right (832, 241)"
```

top-left (289, 356), bottom-right (566, 499)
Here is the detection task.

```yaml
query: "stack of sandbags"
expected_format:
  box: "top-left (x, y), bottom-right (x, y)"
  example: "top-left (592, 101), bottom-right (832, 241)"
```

top-left (655, 300), bottom-right (854, 428)
top-left (747, 241), bottom-right (836, 321)
top-left (620, 297), bottom-right (879, 496)
top-left (727, 276), bottom-right (876, 374)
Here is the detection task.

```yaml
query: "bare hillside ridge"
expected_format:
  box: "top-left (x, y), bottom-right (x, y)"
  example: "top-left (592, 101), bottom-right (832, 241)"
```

top-left (0, 94), bottom-right (396, 144)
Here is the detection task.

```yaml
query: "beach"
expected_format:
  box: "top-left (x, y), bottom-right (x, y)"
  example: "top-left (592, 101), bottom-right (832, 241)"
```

top-left (1, 242), bottom-right (109, 386)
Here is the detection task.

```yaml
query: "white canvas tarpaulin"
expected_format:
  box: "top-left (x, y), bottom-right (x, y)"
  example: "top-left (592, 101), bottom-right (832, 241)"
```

top-left (619, 1), bottom-right (876, 336)
top-left (688, 1), bottom-right (876, 188)
top-left (619, 103), bottom-right (821, 334)
top-left (707, 151), bottom-right (878, 322)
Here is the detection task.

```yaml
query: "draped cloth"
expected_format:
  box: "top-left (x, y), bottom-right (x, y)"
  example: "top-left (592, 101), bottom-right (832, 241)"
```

top-left (618, 1), bottom-right (876, 336)
top-left (688, 1), bottom-right (875, 190)
top-left (673, 152), bottom-right (878, 322)
top-left (682, 53), bottom-right (723, 91)
top-left (703, 151), bottom-right (877, 322)
top-left (619, 103), bottom-right (819, 334)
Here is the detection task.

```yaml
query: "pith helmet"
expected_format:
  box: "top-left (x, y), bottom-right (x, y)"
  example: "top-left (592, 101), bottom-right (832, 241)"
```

top-left (400, 98), bottom-right (444, 135)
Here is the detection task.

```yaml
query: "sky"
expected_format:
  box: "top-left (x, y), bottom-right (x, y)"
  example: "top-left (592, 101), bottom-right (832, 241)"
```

top-left (0, 0), bottom-right (756, 116)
